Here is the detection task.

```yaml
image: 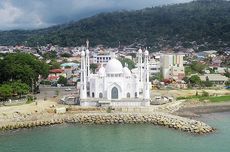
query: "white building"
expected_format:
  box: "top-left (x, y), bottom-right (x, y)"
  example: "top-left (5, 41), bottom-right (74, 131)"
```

top-left (92, 52), bottom-right (112, 64)
top-left (160, 54), bottom-right (185, 80)
top-left (149, 58), bottom-right (160, 76)
top-left (80, 47), bottom-right (150, 107)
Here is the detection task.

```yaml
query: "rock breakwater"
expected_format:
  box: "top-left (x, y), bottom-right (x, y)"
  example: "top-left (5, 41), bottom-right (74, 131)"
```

top-left (0, 113), bottom-right (215, 134)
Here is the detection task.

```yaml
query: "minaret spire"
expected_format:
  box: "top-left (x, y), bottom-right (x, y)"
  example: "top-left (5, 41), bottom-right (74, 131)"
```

top-left (80, 50), bottom-right (87, 99)
top-left (85, 39), bottom-right (90, 82)
top-left (138, 48), bottom-right (143, 84)
top-left (143, 48), bottom-right (150, 102)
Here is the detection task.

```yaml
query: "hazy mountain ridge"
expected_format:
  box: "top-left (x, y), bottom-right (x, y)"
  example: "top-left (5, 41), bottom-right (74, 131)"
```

top-left (0, 0), bottom-right (229, 51)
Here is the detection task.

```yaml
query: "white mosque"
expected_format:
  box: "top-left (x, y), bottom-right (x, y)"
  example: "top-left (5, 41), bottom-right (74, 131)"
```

top-left (79, 42), bottom-right (150, 107)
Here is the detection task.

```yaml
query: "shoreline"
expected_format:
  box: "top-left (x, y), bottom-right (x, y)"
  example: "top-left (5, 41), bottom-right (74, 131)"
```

top-left (1, 101), bottom-right (230, 135)
top-left (0, 111), bottom-right (215, 135)
top-left (174, 102), bottom-right (230, 117)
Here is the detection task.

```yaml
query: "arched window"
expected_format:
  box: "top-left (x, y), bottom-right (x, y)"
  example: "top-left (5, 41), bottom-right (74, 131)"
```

top-left (111, 87), bottom-right (118, 99)
top-left (127, 93), bottom-right (130, 98)
top-left (135, 92), bottom-right (138, 98)
top-left (99, 93), bottom-right (103, 98)
top-left (92, 92), bottom-right (95, 98)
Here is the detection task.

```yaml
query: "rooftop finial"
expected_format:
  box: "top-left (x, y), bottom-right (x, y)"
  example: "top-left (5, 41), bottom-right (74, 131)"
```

top-left (86, 39), bottom-right (89, 49)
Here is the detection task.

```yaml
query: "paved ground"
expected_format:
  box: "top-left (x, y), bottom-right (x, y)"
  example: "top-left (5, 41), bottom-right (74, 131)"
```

top-left (36, 85), bottom-right (78, 101)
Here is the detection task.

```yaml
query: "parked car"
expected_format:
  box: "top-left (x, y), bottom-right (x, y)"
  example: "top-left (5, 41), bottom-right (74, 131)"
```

top-left (65, 88), bottom-right (72, 91)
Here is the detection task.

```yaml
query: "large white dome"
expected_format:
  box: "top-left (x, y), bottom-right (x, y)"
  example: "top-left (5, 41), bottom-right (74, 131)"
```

top-left (105, 58), bottom-right (123, 74)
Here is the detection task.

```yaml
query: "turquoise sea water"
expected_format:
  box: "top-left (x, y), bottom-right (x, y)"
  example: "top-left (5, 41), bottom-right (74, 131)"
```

top-left (0, 112), bottom-right (229, 152)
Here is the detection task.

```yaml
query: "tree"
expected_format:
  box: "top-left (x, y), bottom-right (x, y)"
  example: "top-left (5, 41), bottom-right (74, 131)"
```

top-left (118, 58), bottom-right (135, 70)
top-left (43, 51), bottom-right (57, 60)
top-left (151, 73), bottom-right (163, 81)
top-left (0, 53), bottom-right (49, 91)
top-left (0, 0), bottom-right (230, 50)
top-left (90, 63), bottom-right (98, 74)
top-left (189, 75), bottom-right (201, 87)
top-left (10, 81), bottom-right (30, 98)
top-left (60, 53), bottom-right (72, 58)
top-left (190, 61), bottom-right (206, 74)
top-left (49, 60), bottom-right (60, 69)
top-left (202, 80), bottom-right (213, 87)
top-left (0, 84), bottom-right (13, 101)
top-left (225, 80), bottom-right (230, 86)
top-left (57, 76), bottom-right (67, 86)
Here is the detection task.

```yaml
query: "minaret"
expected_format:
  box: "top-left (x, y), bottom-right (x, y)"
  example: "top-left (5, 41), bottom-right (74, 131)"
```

top-left (85, 39), bottom-right (90, 82)
top-left (143, 49), bottom-right (150, 100)
top-left (80, 50), bottom-right (87, 99)
top-left (138, 48), bottom-right (143, 84)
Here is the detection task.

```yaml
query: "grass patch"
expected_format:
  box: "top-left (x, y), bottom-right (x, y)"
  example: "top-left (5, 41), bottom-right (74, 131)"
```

top-left (207, 95), bottom-right (230, 102)
top-left (177, 95), bottom-right (230, 103)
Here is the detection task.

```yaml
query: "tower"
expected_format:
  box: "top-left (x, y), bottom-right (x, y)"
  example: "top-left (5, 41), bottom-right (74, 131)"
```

top-left (85, 40), bottom-right (90, 82)
top-left (80, 50), bottom-right (87, 99)
top-left (138, 48), bottom-right (143, 84)
top-left (143, 49), bottom-right (150, 100)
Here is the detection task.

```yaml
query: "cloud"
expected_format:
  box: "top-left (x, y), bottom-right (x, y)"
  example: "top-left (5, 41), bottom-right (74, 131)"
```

top-left (0, 0), bottom-right (192, 30)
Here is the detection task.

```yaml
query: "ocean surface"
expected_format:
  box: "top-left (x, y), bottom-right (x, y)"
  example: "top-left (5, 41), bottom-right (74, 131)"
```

top-left (0, 112), bottom-right (229, 152)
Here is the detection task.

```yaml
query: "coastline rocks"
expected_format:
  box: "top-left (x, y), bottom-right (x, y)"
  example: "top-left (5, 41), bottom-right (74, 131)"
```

top-left (66, 113), bottom-right (215, 134)
top-left (0, 119), bottom-right (64, 131)
top-left (0, 113), bottom-right (215, 134)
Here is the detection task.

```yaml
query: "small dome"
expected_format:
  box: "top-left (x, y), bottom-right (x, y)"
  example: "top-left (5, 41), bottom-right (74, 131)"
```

top-left (98, 66), bottom-right (106, 76)
top-left (86, 49), bottom-right (89, 54)
top-left (81, 51), bottom-right (85, 56)
top-left (105, 58), bottom-right (123, 74)
top-left (123, 67), bottom-right (131, 77)
top-left (138, 48), bottom-right (142, 54)
top-left (144, 50), bottom-right (149, 56)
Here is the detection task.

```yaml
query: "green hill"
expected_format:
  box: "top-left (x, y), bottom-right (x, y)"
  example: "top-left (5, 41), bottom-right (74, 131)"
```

top-left (0, 0), bottom-right (229, 51)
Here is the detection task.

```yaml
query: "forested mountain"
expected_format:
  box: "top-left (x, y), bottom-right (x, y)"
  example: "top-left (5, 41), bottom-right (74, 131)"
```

top-left (0, 0), bottom-right (230, 52)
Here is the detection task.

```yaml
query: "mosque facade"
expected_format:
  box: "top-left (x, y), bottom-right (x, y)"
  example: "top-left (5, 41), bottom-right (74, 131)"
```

top-left (79, 43), bottom-right (150, 107)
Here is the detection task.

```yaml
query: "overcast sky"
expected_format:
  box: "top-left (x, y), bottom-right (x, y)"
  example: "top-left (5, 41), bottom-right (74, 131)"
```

top-left (0, 0), bottom-right (192, 30)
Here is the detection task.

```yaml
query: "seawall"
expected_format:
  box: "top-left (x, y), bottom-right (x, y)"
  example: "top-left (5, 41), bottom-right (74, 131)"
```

top-left (0, 112), bottom-right (215, 134)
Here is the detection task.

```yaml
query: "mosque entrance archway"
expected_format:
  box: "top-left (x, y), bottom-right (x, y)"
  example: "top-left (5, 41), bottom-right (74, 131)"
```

top-left (99, 93), bottom-right (103, 98)
top-left (127, 93), bottom-right (130, 98)
top-left (111, 87), bottom-right (118, 99)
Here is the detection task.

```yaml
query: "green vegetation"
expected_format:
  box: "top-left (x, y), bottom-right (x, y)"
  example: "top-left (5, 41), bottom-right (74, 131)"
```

top-left (184, 75), bottom-right (201, 87)
top-left (150, 73), bottom-right (163, 81)
top-left (202, 80), bottom-right (213, 87)
top-left (43, 51), bottom-right (57, 60)
top-left (49, 60), bottom-right (60, 70)
top-left (185, 61), bottom-right (206, 75)
top-left (40, 80), bottom-right (52, 85)
top-left (0, 53), bottom-right (49, 92)
top-left (0, 81), bottom-right (30, 101)
top-left (57, 76), bottom-right (67, 86)
top-left (60, 53), bottom-right (72, 58)
top-left (119, 58), bottom-right (135, 70)
top-left (225, 80), bottom-right (230, 86)
top-left (90, 63), bottom-right (98, 74)
top-left (0, 0), bottom-right (229, 51)
top-left (177, 91), bottom-right (230, 103)
top-left (0, 84), bottom-right (13, 101)
top-left (208, 95), bottom-right (230, 102)
top-left (26, 95), bottom-right (35, 104)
